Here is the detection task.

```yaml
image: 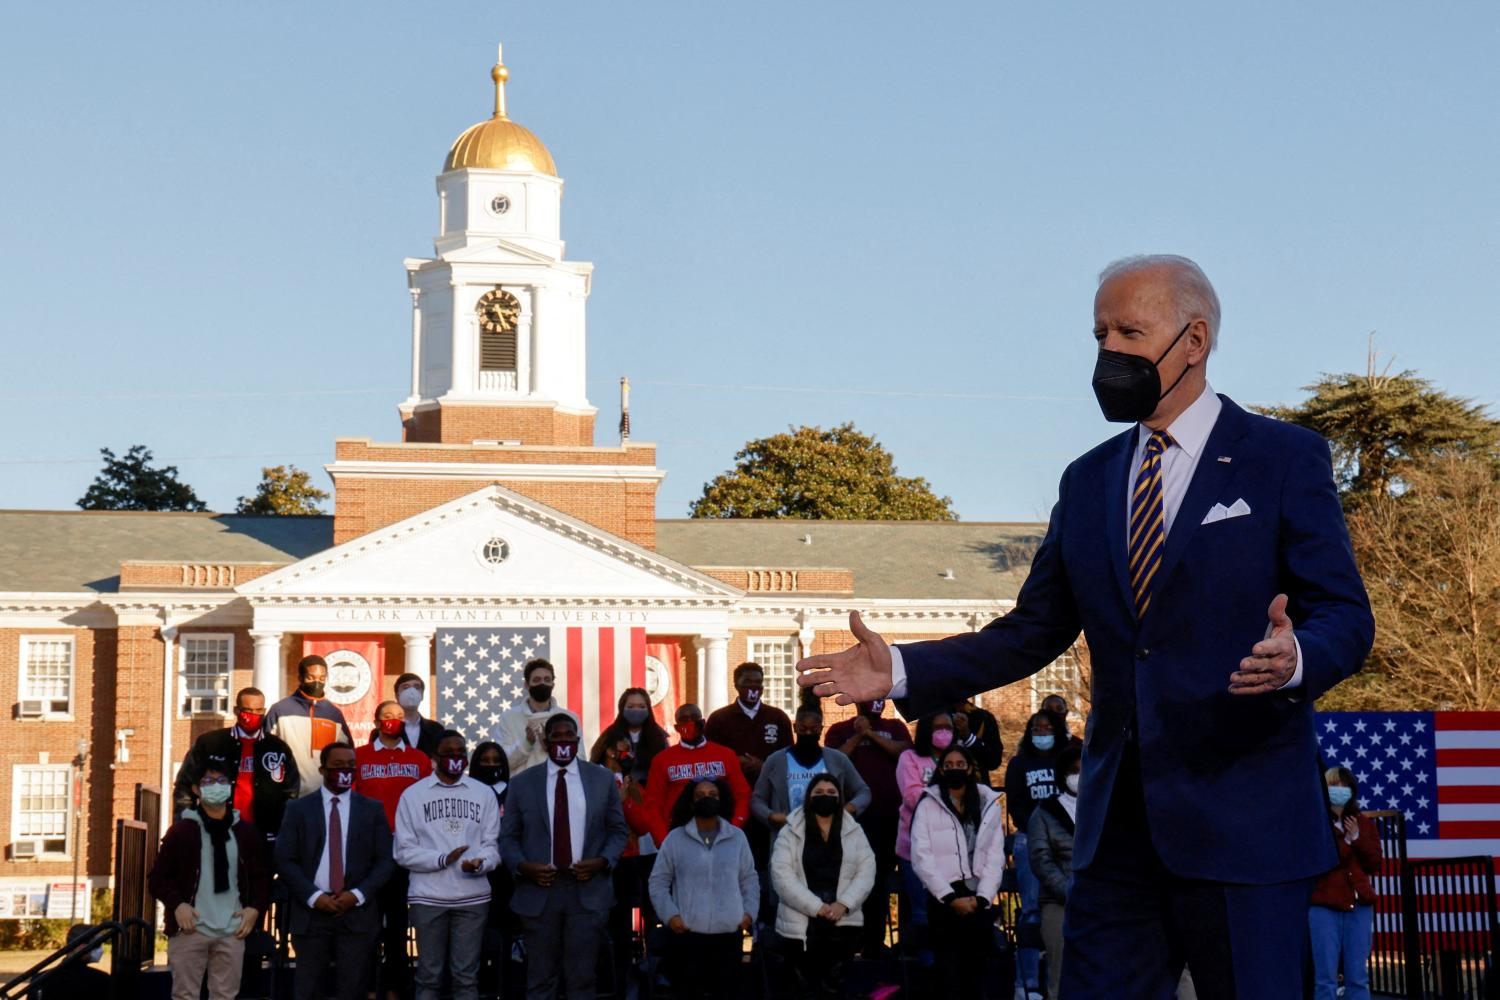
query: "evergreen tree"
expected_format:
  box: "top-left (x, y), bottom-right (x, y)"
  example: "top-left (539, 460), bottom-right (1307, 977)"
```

top-left (77, 445), bottom-right (207, 512)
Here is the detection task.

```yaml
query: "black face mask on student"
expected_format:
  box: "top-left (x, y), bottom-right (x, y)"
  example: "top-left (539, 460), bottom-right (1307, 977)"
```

top-left (807, 794), bottom-right (840, 817)
top-left (941, 769), bottom-right (969, 790)
top-left (528, 683), bottom-right (554, 704)
top-left (692, 796), bottom-right (721, 819)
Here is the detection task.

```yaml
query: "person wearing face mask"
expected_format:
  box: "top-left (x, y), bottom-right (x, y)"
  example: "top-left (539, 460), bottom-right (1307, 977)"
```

top-left (910, 746), bottom-right (1005, 997)
top-left (705, 662), bottom-right (794, 788)
top-left (824, 697), bottom-right (911, 956)
top-left (798, 256), bottom-right (1374, 998)
top-left (893, 710), bottom-right (954, 968)
top-left (752, 702), bottom-right (871, 845)
top-left (590, 686), bottom-right (671, 782)
top-left (355, 701), bottom-right (432, 1000)
top-left (391, 672), bottom-right (445, 756)
top-left (35, 924), bottom-right (110, 998)
top-left (641, 703), bottom-right (752, 846)
top-left (500, 715), bottom-right (627, 1000)
top-left (393, 731), bottom-right (503, 1000)
top-left (266, 655), bottom-right (354, 798)
top-left (950, 699), bottom-right (1004, 786)
top-left (770, 773), bottom-right (876, 999)
top-left (1308, 767), bottom-right (1381, 1000)
top-left (1004, 709), bottom-right (1064, 1000)
top-left (595, 733), bottom-right (656, 993)
top-left (492, 658), bottom-right (583, 776)
top-left (275, 743), bottom-right (394, 1000)
top-left (173, 686), bottom-right (300, 841)
top-left (1040, 694), bottom-right (1084, 750)
top-left (1029, 744), bottom-right (1082, 1000)
top-left (648, 779), bottom-right (758, 1000)
top-left (468, 741), bottom-right (519, 1000)
top-left (150, 758), bottom-right (270, 1000)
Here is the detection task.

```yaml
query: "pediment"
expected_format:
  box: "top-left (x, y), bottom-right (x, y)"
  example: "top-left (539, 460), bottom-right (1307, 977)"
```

top-left (238, 485), bottom-right (739, 601)
top-left (440, 238), bottom-right (573, 267)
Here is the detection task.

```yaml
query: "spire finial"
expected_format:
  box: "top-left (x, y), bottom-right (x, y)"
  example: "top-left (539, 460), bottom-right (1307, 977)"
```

top-left (491, 43), bottom-right (509, 119)
top-left (619, 377), bottom-right (632, 442)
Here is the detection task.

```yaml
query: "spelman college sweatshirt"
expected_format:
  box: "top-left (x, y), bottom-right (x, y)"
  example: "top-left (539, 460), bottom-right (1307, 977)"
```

top-left (394, 774), bottom-right (502, 908)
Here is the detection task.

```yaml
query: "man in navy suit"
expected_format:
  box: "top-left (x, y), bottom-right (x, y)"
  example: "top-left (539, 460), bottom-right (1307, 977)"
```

top-left (799, 255), bottom-right (1374, 998)
top-left (275, 742), bottom-right (396, 1000)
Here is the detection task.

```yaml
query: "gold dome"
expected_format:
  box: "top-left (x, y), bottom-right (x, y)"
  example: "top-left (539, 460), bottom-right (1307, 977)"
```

top-left (444, 47), bottom-right (556, 175)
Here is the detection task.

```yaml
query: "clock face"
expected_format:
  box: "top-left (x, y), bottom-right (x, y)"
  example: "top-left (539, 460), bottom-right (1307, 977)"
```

top-left (490, 194), bottom-right (511, 215)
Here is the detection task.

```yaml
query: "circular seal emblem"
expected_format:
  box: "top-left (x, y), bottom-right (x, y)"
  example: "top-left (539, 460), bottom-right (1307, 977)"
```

top-left (644, 654), bottom-right (672, 707)
top-left (324, 649), bottom-right (373, 707)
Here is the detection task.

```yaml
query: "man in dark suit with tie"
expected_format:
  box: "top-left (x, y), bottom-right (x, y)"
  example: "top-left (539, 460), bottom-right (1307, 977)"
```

top-left (499, 713), bottom-right (628, 1000)
top-left (274, 742), bottom-right (395, 1000)
top-left (799, 255), bottom-right (1375, 998)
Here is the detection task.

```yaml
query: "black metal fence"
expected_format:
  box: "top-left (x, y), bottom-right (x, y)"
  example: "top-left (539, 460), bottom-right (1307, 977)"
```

top-left (110, 818), bottom-right (152, 970)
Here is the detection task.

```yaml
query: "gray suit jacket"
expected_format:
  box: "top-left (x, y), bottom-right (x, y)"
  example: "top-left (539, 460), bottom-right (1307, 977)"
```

top-left (499, 759), bottom-right (627, 917)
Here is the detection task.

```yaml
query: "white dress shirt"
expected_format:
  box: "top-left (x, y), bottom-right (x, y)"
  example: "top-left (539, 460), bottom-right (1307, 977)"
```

top-left (308, 785), bottom-right (365, 908)
top-left (544, 759), bottom-right (587, 866)
top-left (890, 383), bottom-right (1299, 697)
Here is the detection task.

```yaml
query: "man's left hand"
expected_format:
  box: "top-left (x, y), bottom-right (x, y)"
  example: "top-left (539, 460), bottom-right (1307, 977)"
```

top-left (1229, 594), bottom-right (1296, 696)
top-left (571, 858), bottom-right (607, 881)
top-left (331, 891), bottom-right (360, 915)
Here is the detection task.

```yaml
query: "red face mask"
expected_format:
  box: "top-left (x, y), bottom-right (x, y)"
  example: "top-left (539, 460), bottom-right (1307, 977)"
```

top-left (236, 710), bottom-right (264, 734)
top-left (378, 718), bottom-right (405, 738)
top-left (675, 720), bottom-right (702, 743)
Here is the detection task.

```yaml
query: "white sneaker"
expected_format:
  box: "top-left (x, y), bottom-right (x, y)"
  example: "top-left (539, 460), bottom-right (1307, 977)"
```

top-left (1027, 992), bottom-right (1045, 1000)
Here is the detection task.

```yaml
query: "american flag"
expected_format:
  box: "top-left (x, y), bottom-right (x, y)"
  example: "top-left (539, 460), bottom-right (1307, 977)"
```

top-left (1316, 711), bottom-right (1500, 938)
top-left (434, 626), bottom-right (649, 747)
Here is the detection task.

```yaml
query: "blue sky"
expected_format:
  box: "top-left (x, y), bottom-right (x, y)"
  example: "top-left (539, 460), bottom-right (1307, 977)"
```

top-left (3, 2), bottom-right (1496, 520)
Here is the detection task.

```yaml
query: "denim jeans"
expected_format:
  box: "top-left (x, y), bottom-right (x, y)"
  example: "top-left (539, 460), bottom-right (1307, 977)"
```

top-left (409, 902), bottom-right (488, 1000)
top-left (1308, 903), bottom-right (1374, 1000)
top-left (1012, 829), bottom-right (1042, 992)
top-left (898, 858), bottom-right (932, 966)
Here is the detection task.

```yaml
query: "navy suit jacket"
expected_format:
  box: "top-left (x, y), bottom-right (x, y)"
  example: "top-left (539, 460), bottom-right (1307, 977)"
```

top-left (898, 397), bottom-right (1374, 884)
top-left (273, 790), bottom-right (395, 933)
top-left (499, 760), bottom-right (628, 917)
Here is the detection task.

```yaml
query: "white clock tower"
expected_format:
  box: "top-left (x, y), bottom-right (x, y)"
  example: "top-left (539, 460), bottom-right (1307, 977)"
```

top-left (400, 45), bottom-right (596, 446)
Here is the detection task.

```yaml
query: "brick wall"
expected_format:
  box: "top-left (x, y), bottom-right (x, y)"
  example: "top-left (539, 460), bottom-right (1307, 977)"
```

top-left (119, 563), bottom-right (282, 590)
top-left (698, 568), bottom-right (854, 595)
top-left (403, 404), bottom-right (596, 447)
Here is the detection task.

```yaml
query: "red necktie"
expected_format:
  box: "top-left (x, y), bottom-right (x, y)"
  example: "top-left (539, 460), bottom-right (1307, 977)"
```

top-left (553, 769), bottom-right (573, 869)
top-left (328, 796), bottom-right (344, 894)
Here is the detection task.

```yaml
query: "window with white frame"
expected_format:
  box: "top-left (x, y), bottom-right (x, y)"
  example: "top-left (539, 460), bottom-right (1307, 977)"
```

top-left (181, 635), bottom-right (233, 716)
top-left (19, 637), bottom-right (74, 718)
top-left (1030, 650), bottom-right (1082, 713)
top-left (11, 766), bottom-right (71, 857)
top-left (746, 637), bottom-right (799, 712)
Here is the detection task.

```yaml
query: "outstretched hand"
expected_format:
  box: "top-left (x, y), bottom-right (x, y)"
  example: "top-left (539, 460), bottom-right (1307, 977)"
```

top-left (796, 611), bottom-right (894, 706)
top-left (1229, 594), bottom-right (1297, 696)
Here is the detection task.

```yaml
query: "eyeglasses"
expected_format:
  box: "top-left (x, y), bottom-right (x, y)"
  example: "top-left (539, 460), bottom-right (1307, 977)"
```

top-left (200, 777), bottom-right (232, 786)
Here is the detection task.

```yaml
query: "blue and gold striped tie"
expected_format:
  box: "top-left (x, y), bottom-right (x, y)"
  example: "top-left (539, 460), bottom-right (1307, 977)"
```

top-left (1128, 430), bottom-right (1174, 618)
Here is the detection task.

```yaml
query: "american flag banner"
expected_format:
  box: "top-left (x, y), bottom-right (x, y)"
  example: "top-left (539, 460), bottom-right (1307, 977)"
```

top-left (434, 625), bottom-right (649, 748)
top-left (1316, 711), bottom-right (1500, 939)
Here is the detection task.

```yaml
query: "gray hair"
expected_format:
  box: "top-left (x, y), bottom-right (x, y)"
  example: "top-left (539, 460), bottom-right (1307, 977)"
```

top-left (1098, 254), bottom-right (1221, 352)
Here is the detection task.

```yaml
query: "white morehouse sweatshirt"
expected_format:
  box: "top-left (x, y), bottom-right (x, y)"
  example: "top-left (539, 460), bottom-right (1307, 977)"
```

top-left (909, 782), bottom-right (1006, 904)
top-left (394, 773), bottom-right (502, 908)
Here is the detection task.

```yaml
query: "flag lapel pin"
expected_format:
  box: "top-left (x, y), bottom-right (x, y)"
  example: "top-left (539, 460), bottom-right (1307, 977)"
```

top-left (1217, 456), bottom-right (1232, 464)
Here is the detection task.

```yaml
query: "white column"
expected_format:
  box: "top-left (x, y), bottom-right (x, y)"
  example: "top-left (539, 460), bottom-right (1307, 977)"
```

top-left (408, 287), bottom-right (422, 399)
top-left (451, 282), bottom-right (475, 393)
top-left (516, 293), bottom-right (533, 397)
top-left (697, 634), bottom-right (730, 713)
top-left (401, 633), bottom-right (434, 713)
top-left (250, 630), bottom-right (284, 699)
top-left (528, 285), bottom-right (543, 395)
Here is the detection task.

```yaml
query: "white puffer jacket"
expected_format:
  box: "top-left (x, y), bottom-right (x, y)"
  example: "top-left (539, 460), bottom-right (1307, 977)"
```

top-left (910, 782), bottom-right (1005, 903)
top-left (770, 806), bottom-right (877, 942)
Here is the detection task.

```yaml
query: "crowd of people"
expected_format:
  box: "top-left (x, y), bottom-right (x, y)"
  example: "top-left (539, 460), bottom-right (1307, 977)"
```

top-left (142, 653), bottom-right (1380, 999)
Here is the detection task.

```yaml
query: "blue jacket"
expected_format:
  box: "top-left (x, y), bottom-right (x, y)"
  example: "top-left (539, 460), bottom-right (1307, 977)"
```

top-left (898, 397), bottom-right (1373, 884)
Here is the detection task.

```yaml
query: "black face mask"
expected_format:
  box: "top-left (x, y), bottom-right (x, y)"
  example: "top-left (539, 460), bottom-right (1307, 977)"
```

top-left (692, 796), bottom-right (721, 819)
top-left (941, 769), bottom-right (969, 790)
top-left (471, 765), bottom-right (505, 786)
top-left (301, 680), bottom-right (325, 699)
top-left (1091, 321), bottom-right (1193, 423)
top-left (528, 683), bottom-right (554, 704)
top-left (807, 794), bottom-right (840, 817)
top-left (791, 733), bottom-right (823, 765)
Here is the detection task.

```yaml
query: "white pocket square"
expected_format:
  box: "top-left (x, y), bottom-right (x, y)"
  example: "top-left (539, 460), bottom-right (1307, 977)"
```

top-left (1202, 498), bottom-right (1252, 525)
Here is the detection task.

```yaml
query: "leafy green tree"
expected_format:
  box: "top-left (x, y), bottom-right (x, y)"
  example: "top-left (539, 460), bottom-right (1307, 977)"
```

top-left (691, 423), bottom-right (956, 520)
top-left (236, 465), bottom-right (330, 515)
top-left (1258, 366), bottom-right (1499, 505)
top-left (77, 445), bottom-right (207, 512)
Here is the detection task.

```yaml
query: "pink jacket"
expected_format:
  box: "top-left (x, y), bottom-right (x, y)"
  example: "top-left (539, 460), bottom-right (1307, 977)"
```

top-left (896, 749), bottom-right (938, 860)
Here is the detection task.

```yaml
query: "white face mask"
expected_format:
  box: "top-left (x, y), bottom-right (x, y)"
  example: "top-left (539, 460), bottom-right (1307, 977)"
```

top-left (397, 687), bottom-right (423, 710)
top-left (1065, 774), bottom-right (1080, 795)
top-left (89, 946), bottom-right (104, 964)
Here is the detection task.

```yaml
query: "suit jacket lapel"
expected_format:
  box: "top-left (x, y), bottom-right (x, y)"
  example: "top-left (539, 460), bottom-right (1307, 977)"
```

top-left (1153, 396), bottom-right (1250, 598)
top-left (1103, 427), bottom-right (1138, 617)
top-left (309, 795), bottom-right (326, 874)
